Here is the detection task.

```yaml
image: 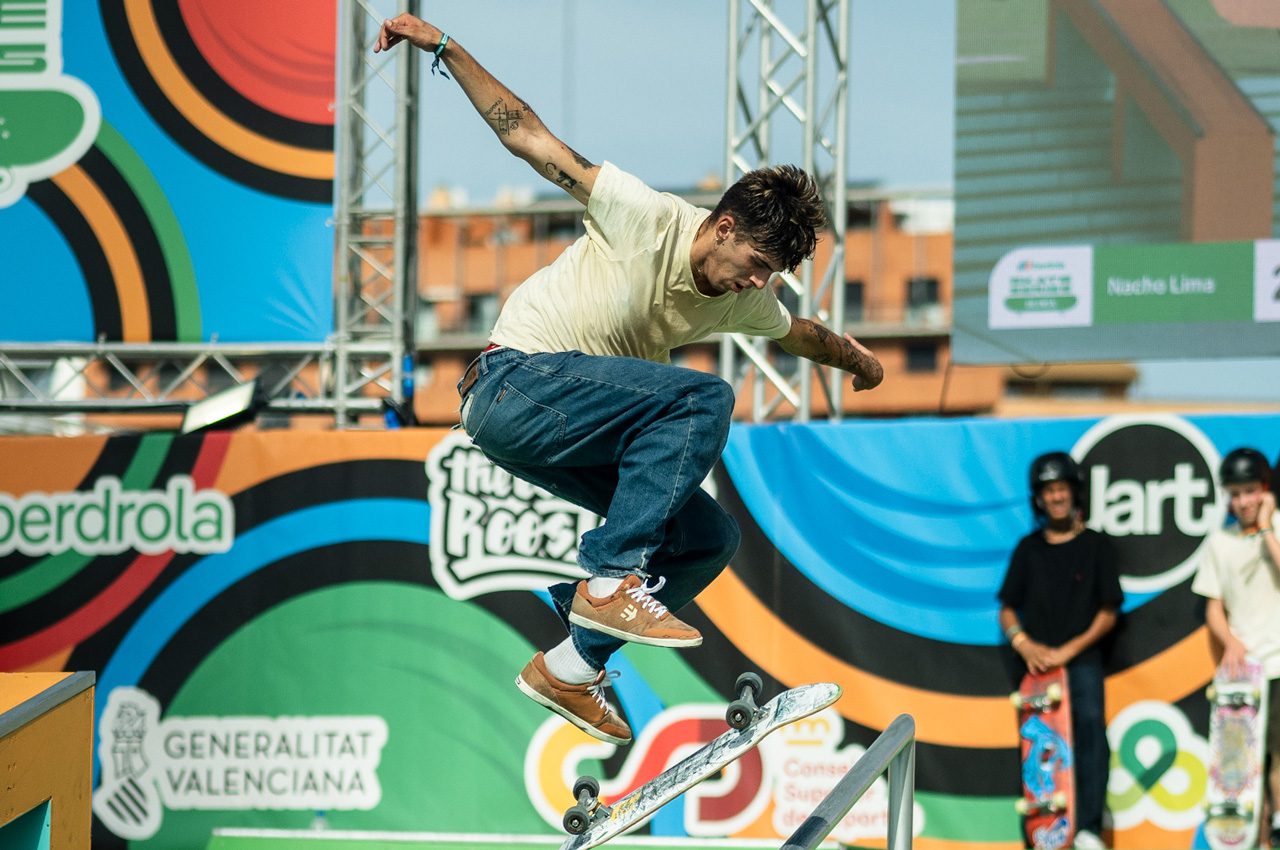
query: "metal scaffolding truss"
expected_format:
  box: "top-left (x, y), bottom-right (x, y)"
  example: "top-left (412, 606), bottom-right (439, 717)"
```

top-left (333, 0), bottom-right (420, 424)
top-left (721, 0), bottom-right (850, 422)
top-left (0, 341), bottom-right (396, 414)
top-left (0, 0), bottom-right (418, 427)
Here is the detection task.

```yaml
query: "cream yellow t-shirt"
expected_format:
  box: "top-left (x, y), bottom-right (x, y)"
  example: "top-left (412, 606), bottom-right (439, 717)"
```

top-left (489, 162), bottom-right (793, 363)
top-left (1191, 509), bottom-right (1280, 678)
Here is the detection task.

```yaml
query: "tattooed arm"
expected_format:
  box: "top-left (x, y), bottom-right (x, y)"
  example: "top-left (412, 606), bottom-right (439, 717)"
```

top-left (374, 14), bottom-right (598, 204)
top-left (777, 317), bottom-right (884, 391)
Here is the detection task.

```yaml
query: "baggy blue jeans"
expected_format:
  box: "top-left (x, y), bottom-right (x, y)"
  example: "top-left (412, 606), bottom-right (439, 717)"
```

top-left (458, 347), bottom-right (741, 670)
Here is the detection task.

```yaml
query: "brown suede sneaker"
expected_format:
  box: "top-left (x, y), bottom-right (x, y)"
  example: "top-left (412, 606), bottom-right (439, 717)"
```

top-left (568, 574), bottom-right (703, 647)
top-left (515, 652), bottom-right (631, 745)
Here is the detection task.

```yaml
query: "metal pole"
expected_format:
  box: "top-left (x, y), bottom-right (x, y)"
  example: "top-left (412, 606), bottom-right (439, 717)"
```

top-left (333, 0), bottom-right (362, 426)
top-left (887, 731), bottom-right (917, 850)
top-left (392, 0), bottom-right (420, 415)
top-left (780, 713), bottom-right (916, 850)
top-left (720, 0), bottom-right (740, 394)
top-left (828, 0), bottom-right (849, 419)
top-left (797, 0), bottom-right (818, 423)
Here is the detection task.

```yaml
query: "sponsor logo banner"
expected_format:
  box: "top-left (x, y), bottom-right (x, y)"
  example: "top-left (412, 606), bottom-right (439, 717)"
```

top-left (0, 476), bottom-right (234, 557)
top-left (1073, 415), bottom-right (1222, 595)
top-left (988, 246), bottom-right (1094, 329)
top-left (1094, 242), bottom-right (1250, 325)
top-left (1107, 700), bottom-right (1209, 831)
top-left (0, 0), bottom-right (101, 208)
top-left (1253, 239), bottom-right (1280, 323)
top-left (525, 705), bottom-right (922, 844)
top-left (94, 687), bottom-right (387, 840)
top-left (426, 431), bottom-right (596, 599)
top-left (427, 431), bottom-right (717, 600)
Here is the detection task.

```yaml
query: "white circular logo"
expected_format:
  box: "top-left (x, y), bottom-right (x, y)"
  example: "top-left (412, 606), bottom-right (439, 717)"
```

top-left (1072, 415), bottom-right (1223, 595)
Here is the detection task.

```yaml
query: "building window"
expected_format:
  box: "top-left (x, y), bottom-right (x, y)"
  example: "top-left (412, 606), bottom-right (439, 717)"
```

top-left (906, 276), bottom-right (941, 326)
top-left (844, 279), bottom-right (864, 322)
top-left (907, 276), bottom-right (939, 308)
top-left (545, 212), bottom-right (582, 241)
top-left (905, 342), bottom-right (938, 373)
top-left (466, 294), bottom-right (499, 336)
top-left (415, 303), bottom-right (439, 343)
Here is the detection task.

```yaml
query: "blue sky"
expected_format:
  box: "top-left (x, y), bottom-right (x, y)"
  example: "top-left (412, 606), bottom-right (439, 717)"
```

top-left (412, 0), bottom-right (953, 200)
top-left (398, 1), bottom-right (1279, 403)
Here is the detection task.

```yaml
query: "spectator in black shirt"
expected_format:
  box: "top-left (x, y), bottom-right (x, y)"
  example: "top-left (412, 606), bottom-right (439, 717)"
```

top-left (999, 452), bottom-right (1124, 850)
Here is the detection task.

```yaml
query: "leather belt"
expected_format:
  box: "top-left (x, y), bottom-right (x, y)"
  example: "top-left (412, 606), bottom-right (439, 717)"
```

top-left (459, 343), bottom-right (503, 397)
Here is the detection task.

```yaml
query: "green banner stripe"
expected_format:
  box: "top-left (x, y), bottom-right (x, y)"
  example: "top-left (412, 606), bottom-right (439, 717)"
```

top-left (0, 433), bottom-right (175, 614)
top-left (94, 122), bottom-right (201, 341)
top-left (916, 790), bottom-right (1021, 842)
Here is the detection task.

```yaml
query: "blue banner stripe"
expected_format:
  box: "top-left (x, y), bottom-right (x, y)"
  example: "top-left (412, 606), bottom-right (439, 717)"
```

top-left (94, 499), bottom-right (430, 782)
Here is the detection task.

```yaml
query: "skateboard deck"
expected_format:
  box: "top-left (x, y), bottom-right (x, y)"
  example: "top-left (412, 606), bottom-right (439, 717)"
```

top-left (1204, 656), bottom-right (1269, 850)
top-left (559, 680), bottom-right (841, 850)
top-left (1013, 668), bottom-right (1075, 850)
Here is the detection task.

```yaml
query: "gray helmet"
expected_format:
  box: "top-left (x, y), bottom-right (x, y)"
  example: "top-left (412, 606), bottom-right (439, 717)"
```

top-left (1029, 451), bottom-right (1085, 516)
top-left (1219, 447), bottom-right (1270, 488)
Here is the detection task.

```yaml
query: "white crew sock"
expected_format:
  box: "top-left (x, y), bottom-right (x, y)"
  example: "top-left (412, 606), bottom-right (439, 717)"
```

top-left (586, 576), bottom-right (624, 598)
top-left (543, 638), bottom-right (598, 684)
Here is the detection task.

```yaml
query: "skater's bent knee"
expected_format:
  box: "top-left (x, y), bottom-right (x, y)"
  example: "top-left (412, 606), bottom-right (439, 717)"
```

top-left (691, 375), bottom-right (735, 417)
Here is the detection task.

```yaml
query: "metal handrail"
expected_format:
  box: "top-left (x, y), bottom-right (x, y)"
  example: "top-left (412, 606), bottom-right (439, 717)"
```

top-left (780, 713), bottom-right (916, 850)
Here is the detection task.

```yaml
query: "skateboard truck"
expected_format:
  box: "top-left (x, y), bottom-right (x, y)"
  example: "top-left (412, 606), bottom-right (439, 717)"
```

top-left (725, 672), bottom-right (763, 730)
top-left (1009, 682), bottom-right (1062, 712)
top-left (1015, 791), bottom-right (1068, 815)
top-left (1206, 683), bottom-right (1261, 707)
top-left (560, 671), bottom-right (781, 839)
top-left (1206, 801), bottom-right (1254, 819)
top-left (563, 776), bottom-right (606, 835)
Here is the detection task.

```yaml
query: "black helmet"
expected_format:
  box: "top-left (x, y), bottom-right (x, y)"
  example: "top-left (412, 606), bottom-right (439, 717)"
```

top-left (1029, 451), bottom-right (1085, 517)
top-left (1219, 447), bottom-right (1270, 488)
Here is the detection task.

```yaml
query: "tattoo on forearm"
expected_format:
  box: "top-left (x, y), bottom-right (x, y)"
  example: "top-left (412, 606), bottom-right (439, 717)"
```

top-left (810, 323), bottom-right (836, 365)
top-left (567, 146), bottom-right (594, 170)
top-left (484, 98), bottom-right (524, 135)
top-left (545, 162), bottom-right (578, 189)
top-left (796, 318), bottom-right (878, 379)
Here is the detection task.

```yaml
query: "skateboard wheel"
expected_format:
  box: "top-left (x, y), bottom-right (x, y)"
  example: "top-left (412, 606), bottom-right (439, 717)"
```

top-left (1206, 684), bottom-right (1217, 701)
top-left (1045, 683), bottom-right (1063, 703)
top-left (573, 775), bottom-right (600, 802)
top-left (1009, 692), bottom-right (1023, 710)
top-left (726, 701), bottom-right (753, 730)
top-left (1014, 799), bottom-right (1030, 815)
top-left (734, 672), bottom-right (763, 699)
top-left (563, 805), bottom-right (590, 835)
top-left (1051, 791), bottom-right (1067, 811)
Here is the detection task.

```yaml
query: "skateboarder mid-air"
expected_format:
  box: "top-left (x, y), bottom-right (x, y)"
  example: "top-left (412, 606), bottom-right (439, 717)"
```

top-left (374, 14), bottom-right (883, 746)
top-left (1192, 448), bottom-right (1280, 847)
top-left (998, 453), bottom-right (1123, 850)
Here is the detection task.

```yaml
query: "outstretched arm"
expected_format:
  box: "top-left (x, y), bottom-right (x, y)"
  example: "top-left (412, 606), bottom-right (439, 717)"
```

top-left (777, 317), bottom-right (884, 391)
top-left (374, 14), bottom-right (598, 205)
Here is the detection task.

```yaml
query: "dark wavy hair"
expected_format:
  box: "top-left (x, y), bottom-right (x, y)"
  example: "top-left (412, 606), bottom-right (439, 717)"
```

top-left (710, 164), bottom-right (826, 272)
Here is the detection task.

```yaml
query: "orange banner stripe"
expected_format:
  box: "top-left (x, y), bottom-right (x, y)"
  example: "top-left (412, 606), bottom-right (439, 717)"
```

top-left (125, 0), bottom-right (332, 180)
top-left (1105, 625), bottom-right (1214, 721)
top-left (51, 167), bottom-right (150, 342)
top-left (0, 435), bottom-right (107, 494)
top-left (697, 569), bottom-right (1017, 748)
top-left (699, 568), bottom-right (1218, 750)
top-left (213, 430), bottom-right (443, 495)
